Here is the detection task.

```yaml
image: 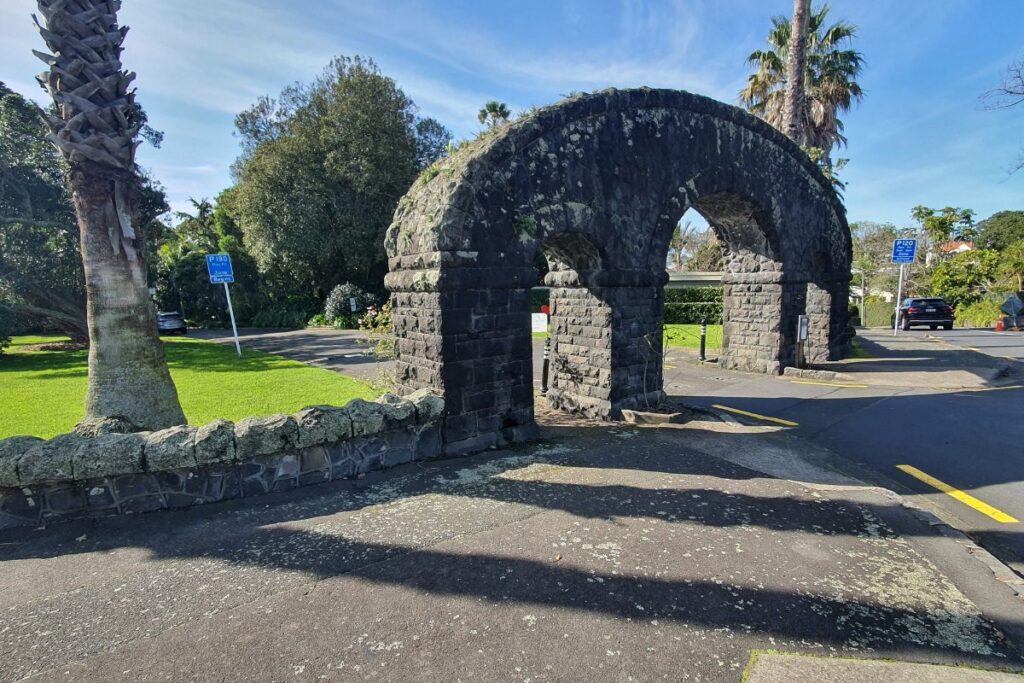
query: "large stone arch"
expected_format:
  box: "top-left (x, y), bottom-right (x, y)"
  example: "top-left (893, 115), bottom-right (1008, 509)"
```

top-left (385, 88), bottom-right (852, 454)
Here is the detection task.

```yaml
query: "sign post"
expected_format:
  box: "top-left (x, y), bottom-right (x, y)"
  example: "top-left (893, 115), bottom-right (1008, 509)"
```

top-left (206, 254), bottom-right (241, 357)
top-left (890, 239), bottom-right (917, 336)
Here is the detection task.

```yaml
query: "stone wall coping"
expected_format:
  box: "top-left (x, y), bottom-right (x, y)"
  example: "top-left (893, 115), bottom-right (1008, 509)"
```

top-left (0, 389), bottom-right (444, 488)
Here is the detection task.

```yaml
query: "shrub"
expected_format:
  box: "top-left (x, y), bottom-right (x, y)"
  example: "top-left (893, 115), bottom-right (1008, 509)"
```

top-left (250, 305), bottom-right (311, 329)
top-left (359, 300), bottom-right (394, 359)
top-left (664, 286), bottom-right (723, 304)
top-left (955, 299), bottom-right (1004, 329)
top-left (307, 313), bottom-right (329, 327)
top-left (325, 283), bottom-right (375, 323)
top-left (848, 304), bottom-right (861, 327)
top-left (664, 302), bottom-right (723, 324)
top-left (0, 303), bottom-right (13, 355)
top-left (530, 288), bottom-right (550, 311)
top-left (862, 296), bottom-right (893, 328)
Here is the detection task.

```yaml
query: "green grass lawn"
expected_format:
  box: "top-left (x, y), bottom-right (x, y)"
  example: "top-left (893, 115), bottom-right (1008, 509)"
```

top-left (0, 335), bottom-right (379, 439)
top-left (532, 324), bottom-right (723, 350)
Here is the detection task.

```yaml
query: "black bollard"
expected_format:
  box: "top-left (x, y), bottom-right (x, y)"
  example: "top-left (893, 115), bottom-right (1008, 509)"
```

top-left (699, 318), bottom-right (707, 362)
top-left (540, 336), bottom-right (551, 394)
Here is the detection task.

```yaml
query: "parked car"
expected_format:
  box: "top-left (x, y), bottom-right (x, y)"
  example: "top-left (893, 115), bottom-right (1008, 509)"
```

top-left (156, 311), bottom-right (187, 335)
top-left (891, 297), bottom-right (954, 331)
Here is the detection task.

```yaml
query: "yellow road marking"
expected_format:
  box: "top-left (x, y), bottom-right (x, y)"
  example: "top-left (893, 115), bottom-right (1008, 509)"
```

top-left (663, 364), bottom-right (677, 369)
top-left (896, 465), bottom-right (1019, 524)
top-left (789, 379), bottom-right (869, 389)
top-left (712, 404), bottom-right (799, 427)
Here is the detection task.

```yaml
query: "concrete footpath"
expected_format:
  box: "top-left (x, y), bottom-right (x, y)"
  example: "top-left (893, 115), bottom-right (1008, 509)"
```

top-left (1, 410), bottom-right (1022, 681)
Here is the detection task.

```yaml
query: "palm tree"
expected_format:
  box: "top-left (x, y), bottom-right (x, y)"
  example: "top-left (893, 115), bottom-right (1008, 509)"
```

top-left (740, 3), bottom-right (864, 168)
top-left (34, 0), bottom-right (185, 430)
top-left (478, 101), bottom-right (511, 128)
top-left (782, 0), bottom-right (810, 145)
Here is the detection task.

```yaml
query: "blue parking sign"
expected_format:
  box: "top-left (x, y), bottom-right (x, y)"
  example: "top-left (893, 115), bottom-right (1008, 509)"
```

top-left (206, 253), bottom-right (234, 283)
top-left (891, 239), bottom-right (917, 264)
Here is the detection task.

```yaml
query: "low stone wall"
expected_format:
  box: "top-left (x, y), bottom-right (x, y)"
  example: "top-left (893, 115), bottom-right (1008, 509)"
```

top-left (0, 390), bottom-right (444, 529)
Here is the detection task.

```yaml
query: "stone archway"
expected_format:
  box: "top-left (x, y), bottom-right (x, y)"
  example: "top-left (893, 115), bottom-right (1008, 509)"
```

top-left (385, 88), bottom-right (852, 454)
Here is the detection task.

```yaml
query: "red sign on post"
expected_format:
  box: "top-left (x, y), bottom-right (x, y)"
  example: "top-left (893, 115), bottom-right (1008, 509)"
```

top-left (540, 304), bottom-right (550, 315)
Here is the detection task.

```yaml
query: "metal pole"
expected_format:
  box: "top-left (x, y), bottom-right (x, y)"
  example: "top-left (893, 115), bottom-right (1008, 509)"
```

top-left (223, 281), bottom-right (242, 357)
top-left (540, 336), bottom-right (551, 394)
top-left (893, 263), bottom-right (905, 336)
top-left (699, 318), bottom-right (707, 362)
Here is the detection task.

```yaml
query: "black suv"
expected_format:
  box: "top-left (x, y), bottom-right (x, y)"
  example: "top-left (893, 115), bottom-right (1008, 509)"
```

top-left (893, 297), bottom-right (954, 331)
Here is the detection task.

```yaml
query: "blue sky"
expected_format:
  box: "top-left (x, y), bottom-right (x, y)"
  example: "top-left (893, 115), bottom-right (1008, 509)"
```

top-left (1, 0), bottom-right (1021, 227)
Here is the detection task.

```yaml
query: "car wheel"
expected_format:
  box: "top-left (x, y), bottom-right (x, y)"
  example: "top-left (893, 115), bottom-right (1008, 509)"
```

top-left (902, 317), bottom-right (911, 331)
top-left (943, 323), bottom-right (953, 330)
top-left (929, 324), bottom-right (937, 330)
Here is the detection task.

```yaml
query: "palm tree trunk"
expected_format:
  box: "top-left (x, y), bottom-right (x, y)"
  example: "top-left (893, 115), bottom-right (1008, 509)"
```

top-left (783, 0), bottom-right (810, 145)
top-left (35, 0), bottom-right (185, 430)
top-left (73, 166), bottom-right (185, 428)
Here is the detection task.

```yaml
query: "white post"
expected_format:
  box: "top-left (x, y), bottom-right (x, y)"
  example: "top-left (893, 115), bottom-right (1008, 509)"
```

top-left (223, 281), bottom-right (242, 357)
top-left (893, 263), bottom-right (905, 336)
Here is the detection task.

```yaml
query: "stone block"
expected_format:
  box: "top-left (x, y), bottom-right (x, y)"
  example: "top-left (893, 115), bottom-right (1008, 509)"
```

top-left (407, 388), bottom-right (445, 423)
top-left (45, 487), bottom-right (86, 516)
top-left (343, 399), bottom-right (386, 437)
top-left (144, 426), bottom-right (198, 472)
top-left (376, 393), bottom-right (417, 428)
top-left (293, 406), bottom-right (352, 448)
top-left (0, 436), bottom-right (42, 487)
top-left (72, 432), bottom-right (146, 480)
top-left (235, 414), bottom-right (299, 460)
top-left (18, 433), bottom-right (81, 485)
top-left (194, 419), bottom-right (235, 465)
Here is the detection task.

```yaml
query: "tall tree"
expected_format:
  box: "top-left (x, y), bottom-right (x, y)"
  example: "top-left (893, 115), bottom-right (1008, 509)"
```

top-left (977, 210), bottom-right (1024, 251)
top-left (33, 0), bottom-right (185, 429)
top-left (232, 56), bottom-right (440, 300)
top-left (911, 206), bottom-right (976, 246)
top-left (478, 101), bottom-right (511, 128)
top-left (783, 0), bottom-right (810, 145)
top-left (741, 3), bottom-right (864, 168)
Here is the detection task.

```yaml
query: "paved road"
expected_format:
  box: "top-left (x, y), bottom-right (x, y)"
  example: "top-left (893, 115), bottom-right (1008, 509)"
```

top-left (915, 327), bottom-right (1024, 361)
top-left (662, 329), bottom-right (1024, 575)
top-left (198, 327), bottom-right (1024, 575)
top-left (2, 417), bottom-right (1021, 680)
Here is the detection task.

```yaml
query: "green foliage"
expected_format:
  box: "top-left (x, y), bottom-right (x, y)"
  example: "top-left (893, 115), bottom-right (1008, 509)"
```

top-left (250, 304), bottom-right (312, 330)
top-left (0, 335), bottom-right (378, 439)
top-left (997, 241), bottom-right (1024, 292)
top-left (664, 286), bottom-right (723, 304)
top-left (307, 313), bottom-right (329, 327)
top-left (740, 4), bottom-right (864, 166)
top-left (231, 56), bottom-right (449, 301)
top-left (955, 299), bottom-right (1004, 329)
top-left (359, 300), bottom-right (394, 360)
top-left (664, 302), bottom-right (723, 325)
top-left (911, 205), bottom-right (976, 244)
top-left (685, 241), bottom-right (726, 271)
top-left (862, 297), bottom-right (893, 328)
top-left (0, 301), bottom-right (13, 354)
top-left (929, 248), bottom-right (1000, 307)
top-left (530, 288), bottom-right (550, 311)
top-left (478, 100), bottom-right (511, 128)
top-left (0, 83), bottom-right (170, 340)
top-left (977, 211), bottom-right (1024, 251)
top-left (324, 282), bottom-right (375, 322)
top-left (848, 303), bottom-right (861, 326)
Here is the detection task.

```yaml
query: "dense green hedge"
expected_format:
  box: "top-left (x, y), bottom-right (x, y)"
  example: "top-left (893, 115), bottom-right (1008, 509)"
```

top-left (664, 302), bottom-right (723, 324)
top-left (664, 286), bottom-right (723, 304)
top-left (955, 299), bottom-right (1003, 328)
top-left (861, 297), bottom-right (893, 328)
